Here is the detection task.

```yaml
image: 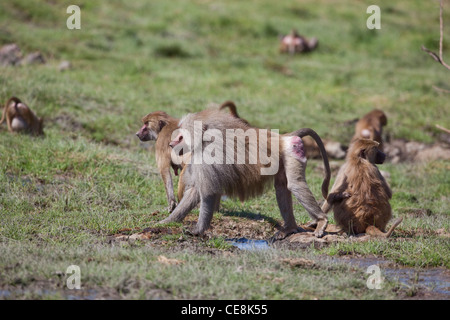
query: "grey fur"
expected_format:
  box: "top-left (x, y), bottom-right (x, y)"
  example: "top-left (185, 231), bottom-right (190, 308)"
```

top-left (160, 108), bottom-right (331, 238)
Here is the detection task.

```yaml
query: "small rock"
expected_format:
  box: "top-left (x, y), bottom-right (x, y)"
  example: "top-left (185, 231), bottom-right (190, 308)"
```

top-left (59, 60), bottom-right (71, 71)
top-left (21, 51), bottom-right (46, 65)
top-left (0, 43), bottom-right (22, 66)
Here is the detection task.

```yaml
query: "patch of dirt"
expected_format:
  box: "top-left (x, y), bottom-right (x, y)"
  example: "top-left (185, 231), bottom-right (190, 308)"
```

top-left (280, 257), bottom-right (317, 269)
top-left (110, 212), bottom-right (275, 244)
top-left (384, 139), bottom-right (450, 163)
top-left (272, 224), bottom-right (373, 249)
top-left (53, 113), bottom-right (84, 133)
top-left (109, 215), bottom-right (373, 251)
top-left (111, 225), bottom-right (183, 242)
top-left (106, 215), bottom-right (450, 300)
top-left (399, 208), bottom-right (433, 217)
top-left (306, 136), bottom-right (450, 164)
top-left (207, 215), bottom-right (275, 240)
top-left (395, 228), bottom-right (450, 238)
top-left (0, 43), bottom-right (46, 66)
top-left (108, 208), bottom-right (449, 251)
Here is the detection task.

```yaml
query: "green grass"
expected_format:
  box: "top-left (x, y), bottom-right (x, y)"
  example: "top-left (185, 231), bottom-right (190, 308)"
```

top-left (0, 241), bottom-right (398, 300)
top-left (0, 0), bottom-right (449, 299)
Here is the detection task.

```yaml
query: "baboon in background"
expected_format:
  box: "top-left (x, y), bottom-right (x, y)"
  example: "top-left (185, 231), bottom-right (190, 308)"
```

top-left (279, 29), bottom-right (318, 54)
top-left (302, 137), bottom-right (347, 160)
top-left (0, 97), bottom-right (44, 135)
top-left (352, 109), bottom-right (387, 151)
top-left (161, 108), bottom-right (331, 238)
top-left (136, 101), bottom-right (248, 212)
top-left (321, 139), bottom-right (402, 237)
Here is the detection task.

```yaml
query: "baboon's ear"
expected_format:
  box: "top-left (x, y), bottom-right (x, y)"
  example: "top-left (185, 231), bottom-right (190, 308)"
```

top-left (159, 120), bottom-right (167, 131)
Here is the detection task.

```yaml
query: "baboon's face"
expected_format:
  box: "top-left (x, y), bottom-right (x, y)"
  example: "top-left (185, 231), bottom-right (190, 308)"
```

top-left (136, 122), bottom-right (157, 141)
top-left (373, 148), bottom-right (386, 164)
top-left (136, 114), bottom-right (164, 141)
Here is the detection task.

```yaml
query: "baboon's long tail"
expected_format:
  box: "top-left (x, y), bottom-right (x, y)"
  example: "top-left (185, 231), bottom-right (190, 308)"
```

top-left (0, 97), bottom-right (21, 124)
top-left (385, 217), bottom-right (403, 238)
top-left (291, 128), bottom-right (331, 200)
top-left (219, 101), bottom-right (239, 118)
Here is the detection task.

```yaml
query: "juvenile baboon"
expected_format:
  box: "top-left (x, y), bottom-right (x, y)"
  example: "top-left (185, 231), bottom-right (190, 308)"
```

top-left (136, 111), bottom-right (184, 213)
top-left (160, 108), bottom-right (331, 238)
top-left (279, 29), bottom-right (318, 54)
top-left (0, 97), bottom-right (44, 135)
top-left (352, 109), bottom-right (387, 151)
top-left (136, 101), bottom-right (248, 212)
top-left (321, 139), bottom-right (402, 237)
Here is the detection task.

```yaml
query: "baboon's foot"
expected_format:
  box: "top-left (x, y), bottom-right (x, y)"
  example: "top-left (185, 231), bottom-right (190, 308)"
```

top-left (313, 219), bottom-right (328, 238)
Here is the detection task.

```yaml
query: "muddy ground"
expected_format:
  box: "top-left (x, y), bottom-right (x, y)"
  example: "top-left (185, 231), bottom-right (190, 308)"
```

top-left (109, 214), bottom-right (450, 300)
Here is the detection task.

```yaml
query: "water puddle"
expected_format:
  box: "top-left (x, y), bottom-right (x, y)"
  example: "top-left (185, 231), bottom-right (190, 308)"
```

top-left (227, 238), bottom-right (449, 298)
top-left (226, 238), bottom-right (270, 250)
top-left (0, 290), bottom-right (11, 298)
top-left (336, 257), bottom-right (450, 296)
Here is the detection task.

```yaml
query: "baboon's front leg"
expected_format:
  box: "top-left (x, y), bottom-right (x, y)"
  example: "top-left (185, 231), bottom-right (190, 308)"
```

top-left (159, 187), bottom-right (200, 224)
top-left (191, 193), bottom-right (221, 235)
top-left (160, 166), bottom-right (177, 213)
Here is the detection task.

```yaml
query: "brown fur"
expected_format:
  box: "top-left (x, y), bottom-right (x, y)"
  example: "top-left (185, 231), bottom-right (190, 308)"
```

top-left (219, 102), bottom-right (346, 160)
top-left (352, 109), bottom-right (387, 151)
top-left (161, 108), bottom-right (331, 238)
top-left (136, 101), bottom-right (248, 212)
top-left (279, 29), bottom-right (318, 54)
top-left (302, 137), bottom-right (347, 159)
top-left (0, 97), bottom-right (44, 135)
top-left (136, 111), bottom-right (183, 213)
top-left (219, 100), bottom-right (250, 125)
top-left (321, 139), bottom-right (402, 237)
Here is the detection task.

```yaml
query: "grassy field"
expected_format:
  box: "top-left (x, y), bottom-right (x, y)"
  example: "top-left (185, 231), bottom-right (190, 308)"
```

top-left (0, 0), bottom-right (449, 300)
